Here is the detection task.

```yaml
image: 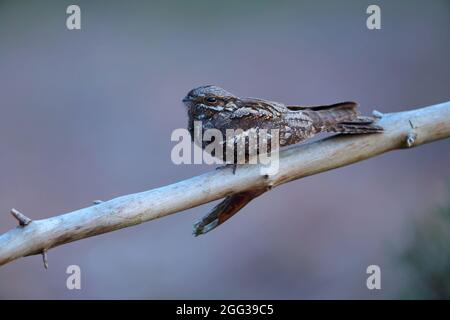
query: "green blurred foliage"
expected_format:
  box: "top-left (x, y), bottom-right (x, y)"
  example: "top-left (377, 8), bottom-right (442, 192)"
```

top-left (401, 188), bottom-right (450, 299)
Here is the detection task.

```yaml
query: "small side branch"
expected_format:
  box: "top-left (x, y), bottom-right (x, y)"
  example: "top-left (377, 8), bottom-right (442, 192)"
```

top-left (0, 101), bottom-right (449, 267)
top-left (10, 208), bottom-right (32, 227)
top-left (42, 250), bottom-right (48, 269)
top-left (193, 187), bottom-right (269, 236)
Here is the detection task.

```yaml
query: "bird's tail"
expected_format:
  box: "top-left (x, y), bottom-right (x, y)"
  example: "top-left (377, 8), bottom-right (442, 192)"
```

top-left (296, 102), bottom-right (383, 134)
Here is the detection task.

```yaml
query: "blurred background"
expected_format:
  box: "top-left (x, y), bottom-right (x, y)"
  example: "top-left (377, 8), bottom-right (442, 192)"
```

top-left (0, 0), bottom-right (449, 299)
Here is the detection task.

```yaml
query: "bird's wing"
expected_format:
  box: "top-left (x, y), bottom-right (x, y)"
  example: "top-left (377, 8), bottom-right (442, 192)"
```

top-left (233, 97), bottom-right (287, 118)
top-left (286, 101), bottom-right (357, 111)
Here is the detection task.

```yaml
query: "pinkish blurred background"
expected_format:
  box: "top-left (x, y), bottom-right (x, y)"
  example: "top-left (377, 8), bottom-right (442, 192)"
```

top-left (0, 0), bottom-right (449, 299)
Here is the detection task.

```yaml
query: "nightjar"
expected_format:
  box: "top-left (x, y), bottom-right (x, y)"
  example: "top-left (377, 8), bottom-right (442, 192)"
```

top-left (183, 85), bottom-right (382, 164)
top-left (182, 85), bottom-right (383, 235)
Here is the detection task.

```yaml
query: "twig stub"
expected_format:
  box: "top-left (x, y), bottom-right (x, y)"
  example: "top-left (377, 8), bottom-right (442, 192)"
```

top-left (10, 208), bottom-right (32, 227)
top-left (372, 110), bottom-right (384, 118)
top-left (42, 250), bottom-right (48, 269)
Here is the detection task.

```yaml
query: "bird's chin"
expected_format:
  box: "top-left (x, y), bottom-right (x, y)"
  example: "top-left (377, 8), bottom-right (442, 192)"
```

top-left (182, 101), bottom-right (193, 108)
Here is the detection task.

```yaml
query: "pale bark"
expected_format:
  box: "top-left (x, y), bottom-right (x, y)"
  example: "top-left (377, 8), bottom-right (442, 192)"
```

top-left (1, 101), bottom-right (449, 267)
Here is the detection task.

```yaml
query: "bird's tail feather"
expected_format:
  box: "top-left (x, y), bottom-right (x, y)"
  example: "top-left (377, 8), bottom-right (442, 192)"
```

top-left (299, 102), bottom-right (383, 134)
top-left (329, 120), bottom-right (384, 134)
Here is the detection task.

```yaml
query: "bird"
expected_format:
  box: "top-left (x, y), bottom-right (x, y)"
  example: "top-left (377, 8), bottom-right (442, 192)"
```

top-left (182, 85), bottom-right (383, 235)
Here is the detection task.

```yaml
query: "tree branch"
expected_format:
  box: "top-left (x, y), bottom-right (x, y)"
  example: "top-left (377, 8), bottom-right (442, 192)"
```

top-left (1, 101), bottom-right (449, 267)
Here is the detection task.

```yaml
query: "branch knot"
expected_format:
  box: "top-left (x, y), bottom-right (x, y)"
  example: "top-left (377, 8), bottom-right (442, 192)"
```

top-left (406, 132), bottom-right (417, 148)
top-left (405, 119), bottom-right (417, 148)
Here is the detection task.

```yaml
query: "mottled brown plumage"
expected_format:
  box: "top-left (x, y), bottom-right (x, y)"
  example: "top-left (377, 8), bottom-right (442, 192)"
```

top-left (183, 85), bottom-right (382, 163)
top-left (182, 85), bottom-right (383, 235)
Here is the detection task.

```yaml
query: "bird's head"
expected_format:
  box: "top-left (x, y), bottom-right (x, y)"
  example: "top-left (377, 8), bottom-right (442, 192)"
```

top-left (182, 85), bottom-right (237, 110)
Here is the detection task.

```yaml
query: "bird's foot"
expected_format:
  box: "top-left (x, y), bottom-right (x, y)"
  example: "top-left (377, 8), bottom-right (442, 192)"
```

top-left (215, 163), bottom-right (238, 174)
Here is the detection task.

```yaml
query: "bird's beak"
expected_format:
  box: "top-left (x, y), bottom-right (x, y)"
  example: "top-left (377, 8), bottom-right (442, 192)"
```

top-left (182, 96), bottom-right (191, 103)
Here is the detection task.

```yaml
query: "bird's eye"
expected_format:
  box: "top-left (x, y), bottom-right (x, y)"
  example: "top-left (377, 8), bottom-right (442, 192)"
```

top-left (205, 97), bottom-right (217, 103)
